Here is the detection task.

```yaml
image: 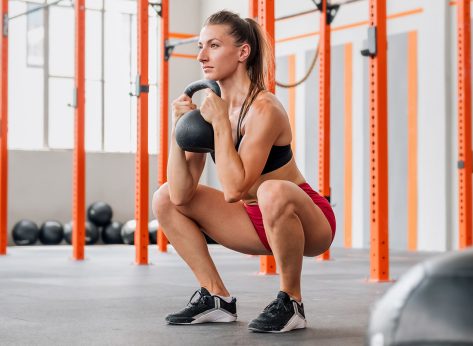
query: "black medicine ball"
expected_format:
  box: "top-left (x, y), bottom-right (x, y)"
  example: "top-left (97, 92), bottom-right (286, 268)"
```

top-left (12, 219), bottom-right (39, 246)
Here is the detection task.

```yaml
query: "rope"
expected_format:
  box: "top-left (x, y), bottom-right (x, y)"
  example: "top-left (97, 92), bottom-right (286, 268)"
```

top-left (275, 44), bottom-right (320, 89)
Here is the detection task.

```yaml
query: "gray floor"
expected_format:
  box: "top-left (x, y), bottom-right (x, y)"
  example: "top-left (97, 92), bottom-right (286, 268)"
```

top-left (0, 245), bottom-right (437, 346)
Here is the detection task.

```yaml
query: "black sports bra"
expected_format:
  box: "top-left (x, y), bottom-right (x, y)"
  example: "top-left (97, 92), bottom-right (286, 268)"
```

top-left (210, 135), bottom-right (293, 174)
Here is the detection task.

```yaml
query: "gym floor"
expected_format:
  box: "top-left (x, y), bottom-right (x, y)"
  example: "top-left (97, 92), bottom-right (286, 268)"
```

top-left (0, 246), bottom-right (436, 346)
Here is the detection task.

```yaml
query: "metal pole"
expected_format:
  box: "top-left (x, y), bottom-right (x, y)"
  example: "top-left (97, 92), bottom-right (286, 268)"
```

top-left (72, 0), bottom-right (86, 260)
top-left (367, 0), bottom-right (389, 282)
top-left (317, 0), bottom-right (332, 261)
top-left (0, 0), bottom-right (8, 255)
top-left (157, 0), bottom-right (169, 253)
top-left (135, 0), bottom-right (150, 264)
top-left (457, 0), bottom-right (472, 249)
top-left (258, 0), bottom-right (277, 276)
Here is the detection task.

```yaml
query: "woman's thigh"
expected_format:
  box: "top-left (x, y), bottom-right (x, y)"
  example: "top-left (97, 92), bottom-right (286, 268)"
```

top-left (169, 184), bottom-right (271, 256)
top-left (257, 180), bottom-right (333, 257)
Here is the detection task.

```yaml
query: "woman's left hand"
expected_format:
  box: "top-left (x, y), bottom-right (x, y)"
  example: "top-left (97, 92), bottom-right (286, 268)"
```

top-left (200, 89), bottom-right (228, 125)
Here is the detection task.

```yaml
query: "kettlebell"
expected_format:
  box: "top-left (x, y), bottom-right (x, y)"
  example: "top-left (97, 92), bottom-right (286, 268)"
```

top-left (175, 79), bottom-right (222, 153)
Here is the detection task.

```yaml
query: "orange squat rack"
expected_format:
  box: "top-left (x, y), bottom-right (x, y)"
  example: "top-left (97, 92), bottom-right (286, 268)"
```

top-left (457, 0), bottom-right (472, 249)
top-left (0, 0), bottom-right (8, 255)
top-left (362, 0), bottom-right (390, 282)
top-left (72, 0), bottom-right (86, 260)
top-left (134, 0), bottom-right (150, 265)
top-left (158, 0), bottom-right (169, 253)
top-left (317, 0), bottom-right (333, 261)
top-left (257, 0), bottom-right (277, 275)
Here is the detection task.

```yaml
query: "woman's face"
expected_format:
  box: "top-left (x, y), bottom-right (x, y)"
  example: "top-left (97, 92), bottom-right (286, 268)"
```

top-left (197, 24), bottom-right (246, 80)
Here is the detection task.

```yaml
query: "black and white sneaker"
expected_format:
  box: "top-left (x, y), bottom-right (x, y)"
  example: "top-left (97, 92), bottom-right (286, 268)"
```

top-left (165, 287), bottom-right (237, 325)
top-left (248, 291), bottom-right (307, 333)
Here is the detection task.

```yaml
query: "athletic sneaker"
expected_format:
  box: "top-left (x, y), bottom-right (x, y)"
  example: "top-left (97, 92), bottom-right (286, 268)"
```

top-left (248, 291), bottom-right (307, 333)
top-left (165, 287), bottom-right (237, 324)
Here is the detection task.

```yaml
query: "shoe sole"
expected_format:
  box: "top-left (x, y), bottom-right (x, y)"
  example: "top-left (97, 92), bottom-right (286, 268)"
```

top-left (168, 309), bottom-right (237, 325)
top-left (248, 314), bottom-right (307, 333)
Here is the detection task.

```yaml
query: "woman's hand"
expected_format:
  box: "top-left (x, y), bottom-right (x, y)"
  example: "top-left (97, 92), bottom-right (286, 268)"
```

top-left (200, 89), bottom-right (228, 126)
top-left (171, 94), bottom-right (197, 128)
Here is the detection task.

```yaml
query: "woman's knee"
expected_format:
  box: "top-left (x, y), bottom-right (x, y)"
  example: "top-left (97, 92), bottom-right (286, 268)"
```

top-left (257, 180), bottom-right (295, 226)
top-left (152, 182), bottom-right (173, 221)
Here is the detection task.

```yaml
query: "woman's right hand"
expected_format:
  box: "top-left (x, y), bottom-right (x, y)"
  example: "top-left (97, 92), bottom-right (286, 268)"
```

top-left (172, 94), bottom-right (197, 128)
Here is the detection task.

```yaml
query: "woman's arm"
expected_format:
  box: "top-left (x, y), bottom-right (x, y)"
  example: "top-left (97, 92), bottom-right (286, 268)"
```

top-left (167, 94), bottom-right (207, 205)
top-left (204, 94), bottom-right (284, 202)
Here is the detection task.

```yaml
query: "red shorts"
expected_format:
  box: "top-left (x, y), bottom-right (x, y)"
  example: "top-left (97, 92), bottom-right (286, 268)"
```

top-left (243, 182), bottom-right (336, 252)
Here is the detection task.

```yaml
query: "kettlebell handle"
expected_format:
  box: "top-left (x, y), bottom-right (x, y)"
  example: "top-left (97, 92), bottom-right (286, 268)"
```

top-left (184, 79), bottom-right (221, 99)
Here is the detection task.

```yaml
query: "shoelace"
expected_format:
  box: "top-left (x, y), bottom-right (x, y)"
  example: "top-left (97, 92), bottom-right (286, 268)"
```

top-left (263, 297), bottom-right (289, 317)
top-left (187, 290), bottom-right (209, 307)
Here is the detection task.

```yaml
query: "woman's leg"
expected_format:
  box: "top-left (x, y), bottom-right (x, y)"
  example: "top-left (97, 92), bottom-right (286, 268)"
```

top-left (256, 180), bottom-right (333, 301)
top-left (152, 182), bottom-right (270, 296)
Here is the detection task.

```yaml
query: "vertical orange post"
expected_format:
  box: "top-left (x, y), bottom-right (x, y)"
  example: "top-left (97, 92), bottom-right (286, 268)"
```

top-left (457, 0), bottom-right (472, 249)
top-left (288, 55), bottom-right (296, 151)
top-left (368, 0), bottom-right (389, 281)
top-left (157, 0), bottom-right (169, 253)
top-left (135, 0), bottom-right (149, 265)
top-left (0, 0), bottom-right (8, 256)
top-left (318, 0), bottom-right (331, 261)
top-left (407, 31), bottom-right (418, 251)
top-left (344, 43), bottom-right (353, 248)
top-left (258, 0), bottom-right (277, 275)
top-left (72, 0), bottom-right (86, 260)
top-left (249, 0), bottom-right (258, 19)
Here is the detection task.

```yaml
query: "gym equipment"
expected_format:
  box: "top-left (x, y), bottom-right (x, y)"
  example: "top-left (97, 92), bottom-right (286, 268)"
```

top-left (102, 221), bottom-right (123, 244)
top-left (148, 220), bottom-right (158, 244)
top-left (63, 221), bottom-right (100, 245)
top-left (175, 79), bottom-right (221, 153)
top-left (367, 248), bottom-right (473, 346)
top-left (121, 220), bottom-right (136, 245)
top-left (87, 201), bottom-right (113, 227)
top-left (12, 220), bottom-right (39, 246)
top-left (38, 221), bottom-right (64, 245)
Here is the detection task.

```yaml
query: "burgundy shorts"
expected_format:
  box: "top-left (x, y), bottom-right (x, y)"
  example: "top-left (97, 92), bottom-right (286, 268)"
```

top-left (243, 182), bottom-right (336, 252)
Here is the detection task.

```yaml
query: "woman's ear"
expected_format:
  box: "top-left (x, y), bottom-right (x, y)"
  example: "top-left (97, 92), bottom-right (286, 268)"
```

top-left (239, 43), bottom-right (251, 63)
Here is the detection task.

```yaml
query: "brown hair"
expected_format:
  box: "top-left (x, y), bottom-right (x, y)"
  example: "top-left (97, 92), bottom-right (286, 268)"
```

top-left (204, 10), bottom-right (274, 141)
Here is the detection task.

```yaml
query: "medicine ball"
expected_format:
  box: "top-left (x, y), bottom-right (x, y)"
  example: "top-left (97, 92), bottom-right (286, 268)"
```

top-left (148, 220), bottom-right (158, 245)
top-left (367, 248), bottom-right (473, 346)
top-left (175, 79), bottom-right (221, 153)
top-left (102, 221), bottom-right (123, 244)
top-left (87, 201), bottom-right (113, 227)
top-left (121, 220), bottom-right (136, 245)
top-left (38, 220), bottom-right (64, 245)
top-left (64, 221), bottom-right (100, 245)
top-left (12, 220), bottom-right (39, 246)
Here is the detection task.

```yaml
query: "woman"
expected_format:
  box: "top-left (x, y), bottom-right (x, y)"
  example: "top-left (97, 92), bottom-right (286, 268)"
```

top-left (152, 10), bottom-right (336, 333)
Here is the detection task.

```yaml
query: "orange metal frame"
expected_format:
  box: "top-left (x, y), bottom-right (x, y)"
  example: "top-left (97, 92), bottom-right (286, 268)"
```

top-left (276, 8), bottom-right (423, 44)
top-left (249, 0), bottom-right (258, 19)
top-left (407, 31), bottom-right (418, 251)
top-left (0, 0), bottom-right (8, 255)
top-left (457, 0), bottom-right (472, 249)
top-left (318, 0), bottom-right (331, 261)
top-left (72, 0), bottom-right (86, 260)
top-left (157, 0), bottom-right (169, 252)
top-left (368, 0), bottom-right (389, 281)
top-left (258, 0), bottom-right (277, 275)
top-left (135, 0), bottom-right (150, 264)
top-left (288, 55), bottom-right (296, 151)
top-left (344, 43), bottom-right (353, 248)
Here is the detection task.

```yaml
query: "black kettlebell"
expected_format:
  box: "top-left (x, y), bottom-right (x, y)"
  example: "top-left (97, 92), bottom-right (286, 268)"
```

top-left (175, 79), bottom-right (221, 153)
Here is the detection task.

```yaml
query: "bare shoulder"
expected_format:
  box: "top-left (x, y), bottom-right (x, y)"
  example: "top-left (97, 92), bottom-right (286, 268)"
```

top-left (241, 91), bottom-right (291, 144)
top-left (245, 91), bottom-right (288, 126)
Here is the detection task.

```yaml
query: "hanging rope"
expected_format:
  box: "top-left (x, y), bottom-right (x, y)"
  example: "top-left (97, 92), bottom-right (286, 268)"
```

top-left (275, 43), bottom-right (320, 89)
